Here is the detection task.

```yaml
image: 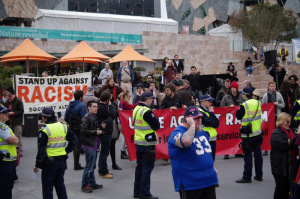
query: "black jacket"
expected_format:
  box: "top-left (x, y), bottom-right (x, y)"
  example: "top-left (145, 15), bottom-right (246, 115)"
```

top-left (270, 127), bottom-right (297, 177)
top-left (186, 73), bottom-right (202, 91)
top-left (269, 67), bottom-right (286, 90)
top-left (81, 112), bottom-right (100, 148)
top-left (97, 102), bottom-right (116, 135)
top-left (2, 96), bottom-right (24, 126)
top-left (173, 59), bottom-right (184, 72)
top-left (176, 88), bottom-right (192, 107)
top-left (160, 94), bottom-right (182, 109)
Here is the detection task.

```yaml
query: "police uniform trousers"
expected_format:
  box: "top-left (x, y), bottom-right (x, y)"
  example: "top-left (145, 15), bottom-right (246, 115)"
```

top-left (0, 161), bottom-right (16, 199)
top-left (42, 160), bottom-right (67, 199)
top-left (242, 134), bottom-right (263, 180)
top-left (134, 145), bottom-right (155, 198)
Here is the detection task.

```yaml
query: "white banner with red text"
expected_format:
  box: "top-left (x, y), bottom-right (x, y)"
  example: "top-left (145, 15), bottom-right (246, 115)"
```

top-left (119, 103), bottom-right (275, 161)
top-left (15, 72), bottom-right (92, 114)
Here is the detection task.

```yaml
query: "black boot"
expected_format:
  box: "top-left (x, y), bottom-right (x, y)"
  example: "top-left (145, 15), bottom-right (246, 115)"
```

top-left (112, 163), bottom-right (122, 170)
top-left (120, 151), bottom-right (129, 159)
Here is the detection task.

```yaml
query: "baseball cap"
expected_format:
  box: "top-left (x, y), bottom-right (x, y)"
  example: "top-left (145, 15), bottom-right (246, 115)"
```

top-left (200, 94), bottom-right (215, 102)
top-left (87, 86), bottom-right (94, 92)
top-left (141, 92), bottom-right (155, 100)
top-left (184, 106), bottom-right (203, 118)
top-left (242, 87), bottom-right (253, 95)
top-left (40, 108), bottom-right (55, 118)
top-left (0, 105), bottom-right (10, 113)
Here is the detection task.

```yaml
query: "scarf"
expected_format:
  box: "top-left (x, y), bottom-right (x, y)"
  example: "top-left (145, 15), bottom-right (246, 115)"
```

top-left (267, 91), bottom-right (276, 103)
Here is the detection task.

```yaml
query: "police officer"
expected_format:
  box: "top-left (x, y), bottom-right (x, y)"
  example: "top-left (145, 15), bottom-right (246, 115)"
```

top-left (199, 94), bottom-right (219, 161)
top-left (33, 108), bottom-right (77, 199)
top-left (290, 98), bottom-right (300, 130)
top-left (236, 87), bottom-right (263, 183)
top-left (0, 105), bottom-right (18, 199)
top-left (133, 92), bottom-right (160, 199)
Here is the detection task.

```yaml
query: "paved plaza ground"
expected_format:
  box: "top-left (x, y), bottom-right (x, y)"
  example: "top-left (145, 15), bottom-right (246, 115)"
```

top-left (13, 137), bottom-right (274, 199)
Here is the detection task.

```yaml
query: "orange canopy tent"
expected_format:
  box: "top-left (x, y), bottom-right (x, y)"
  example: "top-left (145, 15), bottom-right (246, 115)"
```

top-left (58, 41), bottom-right (109, 71)
top-left (56, 58), bottom-right (102, 67)
top-left (109, 45), bottom-right (155, 63)
top-left (0, 38), bottom-right (56, 73)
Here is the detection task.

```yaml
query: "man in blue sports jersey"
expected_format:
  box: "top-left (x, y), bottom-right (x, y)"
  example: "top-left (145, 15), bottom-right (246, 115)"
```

top-left (168, 106), bottom-right (218, 199)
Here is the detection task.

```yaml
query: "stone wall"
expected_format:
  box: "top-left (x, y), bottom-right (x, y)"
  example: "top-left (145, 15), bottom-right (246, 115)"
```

top-left (0, 31), bottom-right (253, 75)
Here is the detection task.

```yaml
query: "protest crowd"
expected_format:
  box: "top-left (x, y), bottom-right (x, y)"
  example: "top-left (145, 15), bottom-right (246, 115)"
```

top-left (1, 52), bottom-right (300, 199)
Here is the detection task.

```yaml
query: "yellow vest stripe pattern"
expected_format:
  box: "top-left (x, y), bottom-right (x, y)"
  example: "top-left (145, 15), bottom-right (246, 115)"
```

top-left (241, 99), bottom-right (262, 138)
top-left (0, 123), bottom-right (17, 161)
top-left (295, 100), bottom-right (300, 120)
top-left (133, 105), bottom-right (158, 146)
top-left (198, 108), bottom-right (218, 141)
top-left (41, 122), bottom-right (68, 157)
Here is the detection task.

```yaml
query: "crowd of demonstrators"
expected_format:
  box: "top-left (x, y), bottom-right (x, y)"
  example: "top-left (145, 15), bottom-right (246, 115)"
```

top-left (269, 63), bottom-right (286, 90)
top-left (220, 81), bottom-right (244, 107)
top-left (245, 57), bottom-right (254, 76)
top-left (65, 90), bottom-right (87, 170)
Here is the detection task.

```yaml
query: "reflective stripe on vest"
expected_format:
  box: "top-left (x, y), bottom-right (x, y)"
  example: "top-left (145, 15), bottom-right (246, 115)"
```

top-left (0, 123), bottom-right (17, 161)
top-left (295, 100), bottom-right (300, 121)
top-left (241, 99), bottom-right (262, 138)
top-left (133, 105), bottom-right (158, 146)
top-left (41, 122), bottom-right (68, 157)
top-left (199, 108), bottom-right (218, 141)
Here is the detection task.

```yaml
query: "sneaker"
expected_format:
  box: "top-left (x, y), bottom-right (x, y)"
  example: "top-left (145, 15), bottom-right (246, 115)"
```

top-left (162, 159), bottom-right (169, 166)
top-left (90, 184), bottom-right (103, 189)
top-left (254, 176), bottom-right (263, 181)
top-left (99, 173), bottom-right (114, 179)
top-left (81, 185), bottom-right (93, 193)
top-left (236, 178), bottom-right (251, 183)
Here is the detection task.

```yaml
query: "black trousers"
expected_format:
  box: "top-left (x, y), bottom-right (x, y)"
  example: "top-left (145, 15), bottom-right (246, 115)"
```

top-left (273, 175), bottom-right (290, 199)
top-left (179, 185), bottom-right (216, 199)
top-left (110, 138), bottom-right (117, 164)
top-left (209, 141), bottom-right (216, 162)
top-left (73, 130), bottom-right (81, 166)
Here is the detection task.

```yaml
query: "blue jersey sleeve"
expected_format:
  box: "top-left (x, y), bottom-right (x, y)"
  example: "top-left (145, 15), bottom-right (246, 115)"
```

top-left (169, 127), bottom-right (186, 148)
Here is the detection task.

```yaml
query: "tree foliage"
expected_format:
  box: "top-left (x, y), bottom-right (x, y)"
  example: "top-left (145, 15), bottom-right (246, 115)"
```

top-left (229, 1), bottom-right (298, 50)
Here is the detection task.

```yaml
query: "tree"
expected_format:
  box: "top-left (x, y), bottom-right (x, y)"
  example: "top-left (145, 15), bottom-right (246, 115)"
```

top-left (229, 1), bottom-right (298, 50)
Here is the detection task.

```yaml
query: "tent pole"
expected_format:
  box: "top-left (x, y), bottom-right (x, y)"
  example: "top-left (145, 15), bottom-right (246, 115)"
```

top-left (83, 58), bottom-right (84, 72)
top-left (26, 56), bottom-right (29, 73)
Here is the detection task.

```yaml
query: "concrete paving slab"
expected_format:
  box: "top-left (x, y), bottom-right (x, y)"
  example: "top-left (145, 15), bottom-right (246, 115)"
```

top-left (13, 137), bottom-right (274, 199)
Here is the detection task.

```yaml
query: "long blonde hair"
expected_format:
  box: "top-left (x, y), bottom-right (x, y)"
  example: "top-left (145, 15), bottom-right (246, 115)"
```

top-left (119, 90), bottom-right (130, 103)
top-left (276, 112), bottom-right (292, 127)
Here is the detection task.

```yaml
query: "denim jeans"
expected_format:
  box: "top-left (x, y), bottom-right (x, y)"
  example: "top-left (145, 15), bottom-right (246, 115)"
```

top-left (246, 67), bottom-right (253, 75)
top-left (82, 148), bottom-right (98, 187)
top-left (98, 134), bottom-right (112, 175)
